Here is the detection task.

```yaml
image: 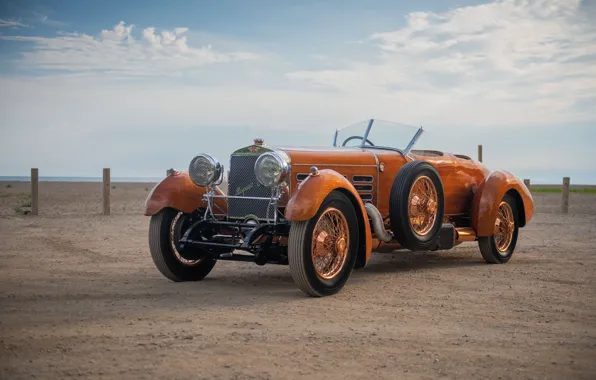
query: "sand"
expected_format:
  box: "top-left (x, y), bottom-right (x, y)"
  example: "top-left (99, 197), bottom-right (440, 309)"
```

top-left (1, 181), bottom-right (595, 379)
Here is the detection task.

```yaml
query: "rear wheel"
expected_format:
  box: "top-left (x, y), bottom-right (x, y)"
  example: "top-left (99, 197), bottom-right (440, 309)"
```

top-left (149, 208), bottom-right (217, 281)
top-left (288, 191), bottom-right (359, 297)
top-left (478, 194), bottom-right (519, 264)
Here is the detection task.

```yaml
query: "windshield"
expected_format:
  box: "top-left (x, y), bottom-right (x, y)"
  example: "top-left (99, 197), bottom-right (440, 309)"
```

top-left (333, 119), bottom-right (423, 153)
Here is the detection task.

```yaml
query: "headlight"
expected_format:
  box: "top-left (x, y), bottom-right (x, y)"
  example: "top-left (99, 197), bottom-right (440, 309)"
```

top-left (189, 154), bottom-right (222, 187)
top-left (254, 152), bottom-right (289, 187)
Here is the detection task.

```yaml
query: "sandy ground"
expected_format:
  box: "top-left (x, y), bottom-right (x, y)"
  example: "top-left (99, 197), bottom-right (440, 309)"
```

top-left (1, 181), bottom-right (595, 380)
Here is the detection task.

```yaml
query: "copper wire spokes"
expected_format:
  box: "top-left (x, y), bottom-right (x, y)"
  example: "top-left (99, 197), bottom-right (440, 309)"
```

top-left (494, 201), bottom-right (515, 254)
top-left (312, 208), bottom-right (349, 280)
top-left (170, 212), bottom-right (202, 266)
top-left (408, 176), bottom-right (438, 236)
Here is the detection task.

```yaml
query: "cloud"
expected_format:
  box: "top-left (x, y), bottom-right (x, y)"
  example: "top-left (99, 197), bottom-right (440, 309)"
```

top-left (1, 3), bottom-right (596, 182)
top-left (0, 21), bottom-right (260, 75)
top-left (0, 19), bottom-right (28, 28)
top-left (287, 0), bottom-right (596, 126)
top-left (2, 75), bottom-right (594, 181)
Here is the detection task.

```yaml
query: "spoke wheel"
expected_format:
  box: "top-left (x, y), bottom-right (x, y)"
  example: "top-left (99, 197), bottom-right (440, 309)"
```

top-left (390, 161), bottom-right (445, 251)
top-left (288, 191), bottom-right (359, 297)
top-left (478, 194), bottom-right (519, 264)
top-left (149, 208), bottom-right (218, 282)
top-left (494, 201), bottom-right (515, 255)
top-left (408, 176), bottom-right (438, 236)
top-left (170, 212), bottom-right (202, 266)
top-left (312, 208), bottom-right (350, 280)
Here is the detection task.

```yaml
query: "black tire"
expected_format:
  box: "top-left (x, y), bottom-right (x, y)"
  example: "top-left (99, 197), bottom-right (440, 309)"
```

top-left (478, 193), bottom-right (519, 264)
top-left (288, 191), bottom-right (359, 297)
top-left (389, 161), bottom-right (445, 251)
top-left (149, 208), bottom-right (217, 281)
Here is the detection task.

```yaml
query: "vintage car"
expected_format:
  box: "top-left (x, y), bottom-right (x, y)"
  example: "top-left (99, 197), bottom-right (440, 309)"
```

top-left (145, 119), bottom-right (534, 297)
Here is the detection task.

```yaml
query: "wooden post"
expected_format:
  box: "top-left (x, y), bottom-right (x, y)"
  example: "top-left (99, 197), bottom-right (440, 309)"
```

top-left (478, 145), bottom-right (483, 163)
top-left (31, 168), bottom-right (39, 215)
top-left (523, 179), bottom-right (530, 189)
top-left (562, 177), bottom-right (570, 214)
top-left (103, 168), bottom-right (110, 215)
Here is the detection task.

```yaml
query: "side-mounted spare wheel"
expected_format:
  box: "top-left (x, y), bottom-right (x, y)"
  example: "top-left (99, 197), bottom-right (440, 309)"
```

top-left (149, 207), bottom-right (217, 281)
top-left (390, 161), bottom-right (445, 251)
top-left (288, 190), bottom-right (359, 297)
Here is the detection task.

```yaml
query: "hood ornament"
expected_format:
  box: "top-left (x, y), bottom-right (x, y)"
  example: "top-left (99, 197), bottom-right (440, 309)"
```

top-left (254, 138), bottom-right (264, 146)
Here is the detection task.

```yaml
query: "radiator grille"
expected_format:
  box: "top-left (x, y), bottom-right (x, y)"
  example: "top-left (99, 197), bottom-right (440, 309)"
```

top-left (227, 154), bottom-right (275, 219)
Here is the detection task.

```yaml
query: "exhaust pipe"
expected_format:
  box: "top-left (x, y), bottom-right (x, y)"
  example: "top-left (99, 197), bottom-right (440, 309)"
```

top-left (364, 203), bottom-right (393, 243)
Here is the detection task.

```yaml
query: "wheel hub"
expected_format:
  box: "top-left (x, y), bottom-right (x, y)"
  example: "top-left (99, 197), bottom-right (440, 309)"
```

top-left (335, 237), bottom-right (347, 256)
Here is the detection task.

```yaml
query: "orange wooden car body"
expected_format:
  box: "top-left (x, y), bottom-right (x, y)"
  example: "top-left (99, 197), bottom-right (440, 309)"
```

top-left (146, 144), bottom-right (534, 268)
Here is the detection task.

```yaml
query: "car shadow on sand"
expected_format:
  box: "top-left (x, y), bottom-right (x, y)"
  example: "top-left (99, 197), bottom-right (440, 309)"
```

top-left (71, 251), bottom-right (484, 315)
top-left (1, 251), bottom-right (497, 326)
top-left (146, 250), bottom-right (487, 301)
top-left (353, 250), bottom-right (485, 276)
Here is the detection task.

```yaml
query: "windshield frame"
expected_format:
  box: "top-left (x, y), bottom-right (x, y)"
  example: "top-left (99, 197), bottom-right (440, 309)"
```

top-left (333, 119), bottom-right (424, 155)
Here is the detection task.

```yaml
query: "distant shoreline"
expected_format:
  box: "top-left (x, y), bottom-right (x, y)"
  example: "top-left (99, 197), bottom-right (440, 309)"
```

top-left (0, 176), bottom-right (164, 183)
top-left (1, 177), bottom-right (595, 188)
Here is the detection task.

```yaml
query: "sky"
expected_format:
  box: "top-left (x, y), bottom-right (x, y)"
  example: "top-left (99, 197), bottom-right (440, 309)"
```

top-left (0, 0), bottom-right (595, 183)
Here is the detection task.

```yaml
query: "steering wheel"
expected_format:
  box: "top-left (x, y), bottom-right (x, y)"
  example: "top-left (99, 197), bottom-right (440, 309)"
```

top-left (341, 136), bottom-right (375, 147)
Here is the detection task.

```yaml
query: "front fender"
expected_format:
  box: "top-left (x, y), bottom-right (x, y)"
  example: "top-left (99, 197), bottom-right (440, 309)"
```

top-left (285, 169), bottom-right (373, 265)
top-left (471, 170), bottom-right (534, 236)
top-left (144, 171), bottom-right (227, 216)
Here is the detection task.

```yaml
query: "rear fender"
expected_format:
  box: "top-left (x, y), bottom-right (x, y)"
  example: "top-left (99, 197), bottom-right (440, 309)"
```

top-left (471, 170), bottom-right (534, 236)
top-left (285, 169), bottom-right (373, 266)
top-left (144, 171), bottom-right (227, 216)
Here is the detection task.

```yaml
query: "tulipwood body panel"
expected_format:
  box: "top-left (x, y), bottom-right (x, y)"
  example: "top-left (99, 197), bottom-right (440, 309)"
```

top-left (146, 144), bottom-right (532, 249)
top-left (283, 147), bottom-right (378, 205)
top-left (282, 147), bottom-right (490, 219)
top-left (408, 151), bottom-right (490, 216)
top-left (471, 170), bottom-right (534, 236)
top-left (373, 150), bottom-right (490, 217)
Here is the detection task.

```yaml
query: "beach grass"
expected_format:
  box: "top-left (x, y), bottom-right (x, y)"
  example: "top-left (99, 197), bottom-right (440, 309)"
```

top-left (13, 195), bottom-right (32, 215)
top-left (531, 187), bottom-right (596, 194)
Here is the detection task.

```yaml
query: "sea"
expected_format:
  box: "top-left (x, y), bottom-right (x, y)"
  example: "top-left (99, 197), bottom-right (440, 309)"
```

top-left (0, 176), bottom-right (163, 183)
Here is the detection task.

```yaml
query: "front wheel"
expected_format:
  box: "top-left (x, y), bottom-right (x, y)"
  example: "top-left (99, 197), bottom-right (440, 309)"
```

top-left (149, 208), bottom-right (217, 281)
top-left (288, 191), bottom-right (359, 297)
top-left (478, 194), bottom-right (519, 264)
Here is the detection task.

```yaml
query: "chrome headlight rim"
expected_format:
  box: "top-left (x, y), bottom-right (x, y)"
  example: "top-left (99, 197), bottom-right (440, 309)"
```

top-left (254, 152), bottom-right (290, 188)
top-left (188, 153), bottom-right (222, 187)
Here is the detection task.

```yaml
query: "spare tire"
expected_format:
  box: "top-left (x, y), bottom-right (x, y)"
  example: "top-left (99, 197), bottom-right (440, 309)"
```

top-left (389, 161), bottom-right (445, 251)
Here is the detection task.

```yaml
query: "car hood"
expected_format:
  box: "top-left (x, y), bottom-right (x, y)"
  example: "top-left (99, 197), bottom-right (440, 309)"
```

top-left (276, 146), bottom-right (378, 166)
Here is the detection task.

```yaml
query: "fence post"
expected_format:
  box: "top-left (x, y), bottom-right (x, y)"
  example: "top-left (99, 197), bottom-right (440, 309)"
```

top-left (562, 177), bottom-right (570, 214)
top-left (31, 168), bottom-right (39, 215)
top-left (523, 179), bottom-right (530, 189)
top-left (103, 168), bottom-right (110, 215)
top-left (478, 145), bottom-right (483, 163)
